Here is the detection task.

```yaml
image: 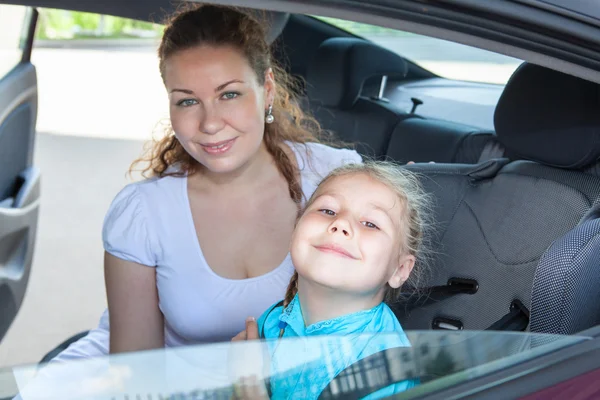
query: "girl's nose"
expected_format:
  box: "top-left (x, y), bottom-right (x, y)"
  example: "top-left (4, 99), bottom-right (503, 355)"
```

top-left (329, 218), bottom-right (353, 237)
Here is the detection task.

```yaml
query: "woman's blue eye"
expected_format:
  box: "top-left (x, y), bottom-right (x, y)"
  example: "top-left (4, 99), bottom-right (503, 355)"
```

top-left (176, 99), bottom-right (197, 107)
top-left (221, 92), bottom-right (240, 100)
top-left (362, 221), bottom-right (379, 230)
top-left (319, 209), bottom-right (336, 216)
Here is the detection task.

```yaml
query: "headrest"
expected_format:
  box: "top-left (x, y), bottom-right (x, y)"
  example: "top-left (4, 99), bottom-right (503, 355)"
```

top-left (306, 38), bottom-right (408, 109)
top-left (263, 11), bottom-right (290, 44)
top-left (244, 9), bottom-right (290, 44)
top-left (494, 62), bottom-right (600, 169)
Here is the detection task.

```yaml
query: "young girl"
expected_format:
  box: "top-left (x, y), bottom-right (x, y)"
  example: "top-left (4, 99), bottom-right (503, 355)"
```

top-left (248, 161), bottom-right (431, 400)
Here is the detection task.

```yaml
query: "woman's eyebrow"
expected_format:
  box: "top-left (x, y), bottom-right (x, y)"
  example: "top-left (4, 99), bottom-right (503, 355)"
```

top-left (215, 79), bottom-right (244, 92)
top-left (168, 79), bottom-right (244, 95)
top-left (169, 88), bottom-right (194, 94)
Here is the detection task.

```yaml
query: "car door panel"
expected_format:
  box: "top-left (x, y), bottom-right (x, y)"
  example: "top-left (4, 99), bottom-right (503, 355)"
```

top-left (0, 6), bottom-right (39, 342)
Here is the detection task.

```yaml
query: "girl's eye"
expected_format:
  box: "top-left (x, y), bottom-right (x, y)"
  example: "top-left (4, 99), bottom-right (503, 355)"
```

top-left (319, 209), bottom-right (336, 216)
top-left (362, 221), bottom-right (380, 230)
top-left (221, 92), bottom-right (240, 100)
top-left (176, 99), bottom-right (197, 107)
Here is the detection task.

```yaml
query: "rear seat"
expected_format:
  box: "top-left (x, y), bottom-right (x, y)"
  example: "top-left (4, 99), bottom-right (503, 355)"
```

top-left (305, 37), bottom-right (411, 158)
top-left (394, 62), bottom-right (600, 334)
top-left (385, 118), bottom-right (503, 164)
top-left (305, 37), bottom-right (502, 163)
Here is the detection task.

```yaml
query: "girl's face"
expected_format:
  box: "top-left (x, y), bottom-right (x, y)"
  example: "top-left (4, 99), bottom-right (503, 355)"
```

top-left (164, 45), bottom-right (275, 175)
top-left (291, 173), bottom-right (415, 298)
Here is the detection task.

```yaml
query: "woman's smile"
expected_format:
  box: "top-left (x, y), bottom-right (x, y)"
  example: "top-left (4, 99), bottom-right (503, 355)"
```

top-left (200, 137), bottom-right (238, 155)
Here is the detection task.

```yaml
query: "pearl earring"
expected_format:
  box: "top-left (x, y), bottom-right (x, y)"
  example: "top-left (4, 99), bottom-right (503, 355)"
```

top-left (265, 104), bottom-right (275, 124)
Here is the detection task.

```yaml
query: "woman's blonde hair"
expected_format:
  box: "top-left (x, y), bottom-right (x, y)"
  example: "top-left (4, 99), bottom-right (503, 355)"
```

top-left (130, 4), bottom-right (333, 204)
top-left (283, 161), bottom-right (433, 307)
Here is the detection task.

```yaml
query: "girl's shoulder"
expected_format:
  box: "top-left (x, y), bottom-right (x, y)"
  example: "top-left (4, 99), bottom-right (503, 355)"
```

top-left (257, 300), bottom-right (285, 339)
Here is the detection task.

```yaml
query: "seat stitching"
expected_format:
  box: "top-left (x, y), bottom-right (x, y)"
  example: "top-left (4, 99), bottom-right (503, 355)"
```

top-left (461, 199), bottom-right (543, 266)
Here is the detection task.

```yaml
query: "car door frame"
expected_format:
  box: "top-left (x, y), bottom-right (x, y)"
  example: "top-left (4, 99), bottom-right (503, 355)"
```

top-left (0, 5), bottom-right (41, 342)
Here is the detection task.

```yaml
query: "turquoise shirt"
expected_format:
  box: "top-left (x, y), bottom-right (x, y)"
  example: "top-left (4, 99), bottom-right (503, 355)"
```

top-left (257, 295), bottom-right (417, 399)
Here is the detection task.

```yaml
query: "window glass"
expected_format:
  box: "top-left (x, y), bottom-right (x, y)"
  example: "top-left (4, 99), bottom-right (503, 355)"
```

top-left (0, 5), bottom-right (31, 79)
top-left (315, 16), bottom-right (523, 85)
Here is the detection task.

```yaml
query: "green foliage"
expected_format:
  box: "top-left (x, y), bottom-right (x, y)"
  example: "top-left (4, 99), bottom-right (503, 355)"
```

top-left (35, 9), bottom-right (399, 41)
top-left (35, 9), bottom-right (163, 40)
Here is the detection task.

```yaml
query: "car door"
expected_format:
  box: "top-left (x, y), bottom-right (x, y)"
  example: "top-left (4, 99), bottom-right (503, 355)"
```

top-left (0, 5), bottom-right (40, 342)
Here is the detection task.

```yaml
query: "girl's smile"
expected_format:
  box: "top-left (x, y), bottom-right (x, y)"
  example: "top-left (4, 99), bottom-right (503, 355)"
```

top-left (312, 243), bottom-right (359, 260)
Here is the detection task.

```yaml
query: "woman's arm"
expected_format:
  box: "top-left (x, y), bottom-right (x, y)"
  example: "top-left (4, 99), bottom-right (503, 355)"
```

top-left (104, 252), bottom-right (163, 354)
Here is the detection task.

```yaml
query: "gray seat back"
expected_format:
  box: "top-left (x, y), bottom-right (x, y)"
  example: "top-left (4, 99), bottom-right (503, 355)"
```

top-left (530, 216), bottom-right (600, 335)
top-left (393, 62), bottom-right (600, 333)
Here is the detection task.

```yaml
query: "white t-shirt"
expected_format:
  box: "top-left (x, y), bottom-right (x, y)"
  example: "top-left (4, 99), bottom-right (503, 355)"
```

top-left (50, 142), bottom-right (362, 362)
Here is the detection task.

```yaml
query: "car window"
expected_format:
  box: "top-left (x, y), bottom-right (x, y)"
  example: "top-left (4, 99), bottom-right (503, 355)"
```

top-left (4, 331), bottom-right (588, 399)
top-left (0, 5), bottom-right (32, 79)
top-left (315, 16), bottom-right (523, 85)
top-left (35, 9), bottom-right (163, 40)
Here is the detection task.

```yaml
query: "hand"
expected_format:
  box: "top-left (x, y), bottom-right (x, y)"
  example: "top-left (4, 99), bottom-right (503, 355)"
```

top-left (232, 376), bottom-right (270, 400)
top-left (232, 317), bottom-right (259, 342)
top-left (228, 317), bottom-right (270, 391)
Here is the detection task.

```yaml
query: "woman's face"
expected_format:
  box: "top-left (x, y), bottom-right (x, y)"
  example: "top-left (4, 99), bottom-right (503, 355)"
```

top-left (163, 45), bottom-right (275, 175)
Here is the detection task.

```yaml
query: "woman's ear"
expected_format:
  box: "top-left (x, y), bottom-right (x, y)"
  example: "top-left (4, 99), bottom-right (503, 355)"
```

top-left (388, 254), bottom-right (416, 289)
top-left (264, 68), bottom-right (276, 106)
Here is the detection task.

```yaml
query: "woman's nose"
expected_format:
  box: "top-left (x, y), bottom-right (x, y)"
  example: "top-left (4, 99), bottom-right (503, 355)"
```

top-left (199, 106), bottom-right (225, 135)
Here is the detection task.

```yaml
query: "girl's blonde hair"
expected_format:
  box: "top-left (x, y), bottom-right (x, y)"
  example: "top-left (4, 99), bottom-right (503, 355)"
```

top-left (283, 161), bottom-right (433, 308)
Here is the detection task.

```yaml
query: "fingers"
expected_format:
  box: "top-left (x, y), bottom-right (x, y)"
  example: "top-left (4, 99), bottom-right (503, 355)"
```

top-left (232, 330), bottom-right (247, 342)
top-left (231, 317), bottom-right (258, 343)
top-left (233, 376), bottom-right (269, 400)
top-left (245, 317), bottom-right (259, 340)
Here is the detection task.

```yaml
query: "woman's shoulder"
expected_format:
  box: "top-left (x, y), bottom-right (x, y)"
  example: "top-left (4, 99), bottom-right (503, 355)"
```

top-left (105, 174), bottom-right (185, 228)
top-left (109, 174), bottom-right (184, 212)
top-left (102, 175), bottom-right (184, 265)
top-left (287, 142), bottom-right (363, 194)
top-left (288, 141), bottom-right (362, 170)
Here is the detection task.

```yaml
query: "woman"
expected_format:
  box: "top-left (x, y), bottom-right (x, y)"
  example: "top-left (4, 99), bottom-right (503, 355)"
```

top-left (47, 4), bottom-right (361, 361)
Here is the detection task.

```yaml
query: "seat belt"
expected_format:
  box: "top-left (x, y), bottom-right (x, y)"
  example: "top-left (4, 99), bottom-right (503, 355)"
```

top-left (485, 299), bottom-right (529, 331)
top-left (424, 300), bottom-right (529, 332)
top-left (399, 278), bottom-right (478, 311)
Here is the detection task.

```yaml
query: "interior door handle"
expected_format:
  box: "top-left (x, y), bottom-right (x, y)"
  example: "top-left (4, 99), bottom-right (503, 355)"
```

top-left (0, 167), bottom-right (40, 281)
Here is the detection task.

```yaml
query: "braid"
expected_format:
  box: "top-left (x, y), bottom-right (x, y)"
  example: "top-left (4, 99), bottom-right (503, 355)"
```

top-left (263, 124), bottom-right (303, 204)
top-left (278, 271), bottom-right (299, 338)
top-left (283, 271), bottom-right (299, 307)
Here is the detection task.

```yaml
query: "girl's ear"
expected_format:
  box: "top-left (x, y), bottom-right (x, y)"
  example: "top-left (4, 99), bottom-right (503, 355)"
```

top-left (388, 254), bottom-right (415, 289)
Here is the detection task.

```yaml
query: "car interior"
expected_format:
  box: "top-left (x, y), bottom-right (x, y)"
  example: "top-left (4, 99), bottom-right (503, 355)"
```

top-left (1, 0), bottom-right (599, 386)
top-left (269, 12), bottom-right (600, 336)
